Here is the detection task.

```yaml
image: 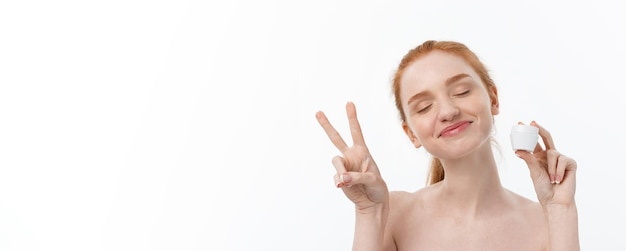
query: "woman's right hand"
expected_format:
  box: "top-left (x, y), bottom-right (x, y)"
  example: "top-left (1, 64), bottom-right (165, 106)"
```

top-left (316, 102), bottom-right (389, 212)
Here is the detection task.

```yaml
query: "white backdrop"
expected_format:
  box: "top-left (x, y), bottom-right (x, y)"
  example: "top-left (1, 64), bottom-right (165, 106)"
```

top-left (1, 0), bottom-right (624, 250)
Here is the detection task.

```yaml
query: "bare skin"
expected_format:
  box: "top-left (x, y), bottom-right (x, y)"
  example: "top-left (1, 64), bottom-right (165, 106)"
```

top-left (315, 50), bottom-right (578, 250)
top-left (386, 189), bottom-right (547, 250)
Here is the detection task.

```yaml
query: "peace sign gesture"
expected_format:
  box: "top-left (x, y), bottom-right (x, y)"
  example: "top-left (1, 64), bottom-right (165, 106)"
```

top-left (515, 121), bottom-right (577, 207)
top-left (316, 102), bottom-right (389, 211)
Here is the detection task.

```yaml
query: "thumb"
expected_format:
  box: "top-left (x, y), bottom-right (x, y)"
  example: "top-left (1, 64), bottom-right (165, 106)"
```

top-left (515, 150), bottom-right (544, 177)
top-left (515, 150), bottom-right (535, 166)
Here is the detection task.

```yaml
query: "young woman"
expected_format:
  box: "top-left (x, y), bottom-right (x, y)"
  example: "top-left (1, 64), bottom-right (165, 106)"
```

top-left (315, 40), bottom-right (579, 250)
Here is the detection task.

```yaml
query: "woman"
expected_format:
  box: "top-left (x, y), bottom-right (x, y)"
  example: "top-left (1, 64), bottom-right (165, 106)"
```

top-left (315, 40), bottom-right (579, 250)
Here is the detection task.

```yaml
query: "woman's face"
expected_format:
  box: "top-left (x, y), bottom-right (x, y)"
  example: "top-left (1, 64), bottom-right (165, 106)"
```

top-left (400, 50), bottom-right (498, 160)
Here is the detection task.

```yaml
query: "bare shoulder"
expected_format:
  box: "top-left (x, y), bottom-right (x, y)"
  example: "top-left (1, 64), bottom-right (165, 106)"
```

top-left (386, 187), bottom-right (433, 229)
top-left (504, 189), bottom-right (549, 243)
top-left (505, 189), bottom-right (546, 219)
top-left (388, 190), bottom-right (418, 208)
top-left (387, 190), bottom-right (413, 220)
top-left (383, 186), bottom-right (437, 249)
top-left (388, 186), bottom-right (431, 215)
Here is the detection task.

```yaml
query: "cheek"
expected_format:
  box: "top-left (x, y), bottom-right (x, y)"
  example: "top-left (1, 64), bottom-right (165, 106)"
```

top-left (410, 116), bottom-right (436, 140)
top-left (462, 95), bottom-right (491, 114)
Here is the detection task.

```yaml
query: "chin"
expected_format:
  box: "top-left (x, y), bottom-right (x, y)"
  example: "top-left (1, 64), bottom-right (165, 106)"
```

top-left (429, 137), bottom-right (489, 160)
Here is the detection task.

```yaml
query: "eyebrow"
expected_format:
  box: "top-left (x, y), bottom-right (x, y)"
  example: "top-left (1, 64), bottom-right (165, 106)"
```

top-left (406, 73), bottom-right (472, 105)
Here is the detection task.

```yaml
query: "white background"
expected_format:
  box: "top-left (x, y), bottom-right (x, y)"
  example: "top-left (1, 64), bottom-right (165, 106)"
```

top-left (0, 0), bottom-right (624, 250)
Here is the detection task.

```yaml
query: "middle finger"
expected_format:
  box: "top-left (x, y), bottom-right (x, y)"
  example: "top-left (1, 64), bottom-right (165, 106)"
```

top-left (346, 102), bottom-right (366, 146)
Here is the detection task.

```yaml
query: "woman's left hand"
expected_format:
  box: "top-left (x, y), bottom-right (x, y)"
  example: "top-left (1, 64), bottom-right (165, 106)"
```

top-left (515, 121), bottom-right (577, 207)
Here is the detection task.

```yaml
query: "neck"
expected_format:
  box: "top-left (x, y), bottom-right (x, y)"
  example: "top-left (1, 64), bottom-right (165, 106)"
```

top-left (434, 143), bottom-right (508, 217)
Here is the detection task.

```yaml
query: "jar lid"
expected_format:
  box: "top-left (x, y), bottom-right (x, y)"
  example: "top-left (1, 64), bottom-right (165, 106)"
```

top-left (511, 124), bottom-right (539, 134)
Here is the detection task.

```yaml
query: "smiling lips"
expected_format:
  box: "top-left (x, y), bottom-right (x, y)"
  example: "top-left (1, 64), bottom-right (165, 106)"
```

top-left (439, 121), bottom-right (472, 137)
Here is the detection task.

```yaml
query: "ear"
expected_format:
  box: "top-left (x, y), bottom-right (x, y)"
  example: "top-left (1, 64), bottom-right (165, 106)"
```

top-left (489, 85), bottom-right (499, 115)
top-left (402, 122), bottom-right (422, 149)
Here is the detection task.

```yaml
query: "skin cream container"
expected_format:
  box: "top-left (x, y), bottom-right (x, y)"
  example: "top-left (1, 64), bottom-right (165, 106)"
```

top-left (510, 124), bottom-right (539, 152)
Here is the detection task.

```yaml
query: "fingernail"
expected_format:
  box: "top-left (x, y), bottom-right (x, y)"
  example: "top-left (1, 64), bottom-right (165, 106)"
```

top-left (515, 153), bottom-right (521, 158)
top-left (555, 176), bottom-right (561, 184)
top-left (549, 175), bottom-right (555, 184)
top-left (341, 174), bottom-right (352, 183)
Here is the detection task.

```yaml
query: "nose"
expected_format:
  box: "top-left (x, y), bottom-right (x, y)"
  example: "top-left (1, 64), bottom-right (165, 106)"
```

top-left (437, 98), bottom-right (460, 122)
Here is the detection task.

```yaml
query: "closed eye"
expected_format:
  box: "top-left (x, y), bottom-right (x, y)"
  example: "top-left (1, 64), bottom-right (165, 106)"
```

top-left (455, 90), bottom-right (470, 96)
top-left (417, 104), bottom-right (432, 113)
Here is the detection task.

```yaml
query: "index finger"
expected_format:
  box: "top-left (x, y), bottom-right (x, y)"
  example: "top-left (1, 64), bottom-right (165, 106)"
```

top-left (346, 102), bottom-right (366, 146)
top-left (316, 110), bottom-right (349, 152)
top-left (531, 121), bottom-right (556, 150)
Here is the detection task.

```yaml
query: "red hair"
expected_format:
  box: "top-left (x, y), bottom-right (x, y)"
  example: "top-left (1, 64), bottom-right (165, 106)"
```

top-left (391, 40), bottom-right (498, 185)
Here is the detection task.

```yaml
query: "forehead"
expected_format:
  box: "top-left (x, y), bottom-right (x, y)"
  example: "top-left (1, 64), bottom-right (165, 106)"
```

top-left (399, 50), bottom-right (480, 97)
